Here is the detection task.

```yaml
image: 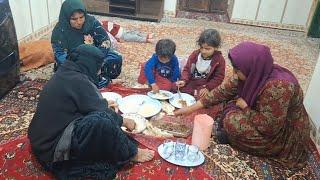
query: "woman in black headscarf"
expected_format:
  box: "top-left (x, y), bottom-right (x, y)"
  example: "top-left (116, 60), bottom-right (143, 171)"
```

top-left (51, 0), bottom-right (122, 88)
top-left (28, 44), bottom-right (154, 179)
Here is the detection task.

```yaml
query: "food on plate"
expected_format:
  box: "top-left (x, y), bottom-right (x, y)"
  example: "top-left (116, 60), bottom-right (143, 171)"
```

top-left (178, 99), bottom-right (187, 107)
top-left (138, 103), bottom-right (157, 117)
top-left (143, 121), bottom-right (174, 138)
top-left (124, 101), bottom-right (139, 113)
top-left (153, 92), bottom-right (169, 99)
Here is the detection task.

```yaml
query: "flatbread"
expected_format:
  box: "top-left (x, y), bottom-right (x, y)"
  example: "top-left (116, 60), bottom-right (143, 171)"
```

top-left (161, 101), bottom-right (175, 115)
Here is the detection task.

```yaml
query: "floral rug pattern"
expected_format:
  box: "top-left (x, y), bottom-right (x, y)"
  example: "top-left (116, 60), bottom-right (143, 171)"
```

top-left (3, 16), bottom-right (320, 179)
top-left (0, 79), bottom-right (45, 145)
top-left (0, 81), bottom-right (319, 179)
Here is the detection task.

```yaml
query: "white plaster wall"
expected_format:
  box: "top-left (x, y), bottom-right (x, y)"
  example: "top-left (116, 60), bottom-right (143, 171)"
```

top-left (164, 0), bottom-right (177, 12)
top-left (231, 0), bottom-right (260, 20)
top-left (48, 0), bottom-right (62, 23)
top-left (304, 55), bottom-right (320, 129)
top-left (9, 0), bottom-right (61, 40)
top-left (9, 0), bottom-right (33, 40)
top-left (256, 0), bottom-right (286, 23)
top-left (282, 0), bottom-right (313, 26)
top-left (30, 0), bottom-right (49, 31)
top-left (231, 0), bottom-right (313, 28)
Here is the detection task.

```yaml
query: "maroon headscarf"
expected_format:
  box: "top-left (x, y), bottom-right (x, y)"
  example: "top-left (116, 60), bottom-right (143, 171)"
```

top-left (229, 41), bottom-right (299, 107)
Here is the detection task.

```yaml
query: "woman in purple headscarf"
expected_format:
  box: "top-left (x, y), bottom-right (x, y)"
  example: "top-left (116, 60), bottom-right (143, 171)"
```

top-left (175, 41), bottom-right (310, 169)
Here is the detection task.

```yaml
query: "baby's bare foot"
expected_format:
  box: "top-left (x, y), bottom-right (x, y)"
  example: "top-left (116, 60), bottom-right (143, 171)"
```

top-left (132, 148), bottom-right (155, 162)
top-left (146, 33), bottom-right (155, 43)
top-left (147, 33), bottom-right (154, 39)
top-left (146, 38), bottom-right (155, 43)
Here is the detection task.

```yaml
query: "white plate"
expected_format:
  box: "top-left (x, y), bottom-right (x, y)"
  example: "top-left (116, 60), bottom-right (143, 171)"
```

top-left (169, 93), bottom-right (196, 109)
top-left (158, 142), bottom-right (205, 167)
top-left (121, 113), bottom-right (147, 133)
top-left (118, 94), bottom-right (162, 118)
top-left (101, 92), bottom-right (122, 102)
top-left (147, 90), bottom-right (174, 100)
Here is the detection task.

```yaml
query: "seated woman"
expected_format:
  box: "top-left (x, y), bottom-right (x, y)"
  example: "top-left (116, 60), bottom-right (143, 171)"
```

top-left (28, 44), bottom-right (154, 179)
top-left (175, 42), bottom-right (310, 169)
top-left (51, 0), bottom-right (122, 88)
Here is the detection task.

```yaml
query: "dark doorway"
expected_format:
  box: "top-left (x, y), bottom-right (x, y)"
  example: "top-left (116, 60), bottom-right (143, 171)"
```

top-left (176, 0), bottom-right (229, 22)
top-left (178, 0), bottom-right (228, 14)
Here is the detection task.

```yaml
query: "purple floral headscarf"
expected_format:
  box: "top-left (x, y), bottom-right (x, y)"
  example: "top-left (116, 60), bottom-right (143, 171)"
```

top-left (229, 41), bottom-right (298, 107)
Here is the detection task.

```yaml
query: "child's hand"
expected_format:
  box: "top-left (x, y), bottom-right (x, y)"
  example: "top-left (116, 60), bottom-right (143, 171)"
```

top-left (176, 80), bottom-right (186, 87)
top-left (151, 83), bottom-right (159, 93)
top-left (84, 34), bottom-right (94, 45)
top-left (199, 88), bottom-right (209, 98)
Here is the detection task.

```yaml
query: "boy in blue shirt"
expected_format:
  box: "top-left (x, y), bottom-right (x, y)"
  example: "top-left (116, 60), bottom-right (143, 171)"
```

top-left (138, 39), bottom-right (180, 93)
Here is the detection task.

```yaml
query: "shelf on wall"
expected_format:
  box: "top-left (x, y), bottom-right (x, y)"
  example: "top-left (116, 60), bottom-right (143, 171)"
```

top-left (109, 4), bottom-right (136, 10)
top-left (84, 0), bottom-right (164, 22)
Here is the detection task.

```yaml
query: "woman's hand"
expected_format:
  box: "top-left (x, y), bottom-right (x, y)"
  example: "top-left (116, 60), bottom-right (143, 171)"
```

top-left (236, 98), bottom-right (248, 109)
top-left (151, 83), bottom-right (159, 93)
top-left (199, 88), bottom-right (209, 98)
top-left (174, 101), bottom-right (204, 116)
top-left (174, 107), bottom-right (192, 116)
top-left (123, 118), bottom-right (136, 131)
top-left (107, 100), bottom-right (119, 113)
top-left (84, 34), bottom-right (94, 45)
top-left (176, 80), bottom-right (186, 88)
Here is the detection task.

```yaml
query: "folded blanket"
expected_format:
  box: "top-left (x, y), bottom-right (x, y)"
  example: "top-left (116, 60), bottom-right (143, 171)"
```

top-left (19, 40), bottom-right (54, 72)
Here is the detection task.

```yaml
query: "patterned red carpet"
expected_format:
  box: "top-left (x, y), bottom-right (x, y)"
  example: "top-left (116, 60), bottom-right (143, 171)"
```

top-left (2, 15), bottom-right (320, 179)
top-left (0, 79), bottom-right (319, 179)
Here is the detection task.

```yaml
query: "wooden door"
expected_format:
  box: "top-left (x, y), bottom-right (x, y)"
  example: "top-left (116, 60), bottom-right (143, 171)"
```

top-left (187, 0), bottom-right (210, 12)
top-left (179, 0), bottom-right (227, 13)
top-left (210, 0), bottom-right (228, 13)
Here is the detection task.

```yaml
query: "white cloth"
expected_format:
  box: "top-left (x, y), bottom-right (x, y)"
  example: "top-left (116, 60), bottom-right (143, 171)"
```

top-left (195, 54), bottom-right (211, 74)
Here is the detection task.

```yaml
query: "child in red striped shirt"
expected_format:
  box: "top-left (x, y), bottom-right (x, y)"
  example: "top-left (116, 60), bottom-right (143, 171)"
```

top-left (100, 20), bottom-right (154, 43)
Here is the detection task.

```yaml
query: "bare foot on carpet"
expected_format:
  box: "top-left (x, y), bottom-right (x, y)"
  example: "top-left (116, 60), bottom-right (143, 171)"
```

top-left (146, 33), bottom-right (154, 43)
top-left (132, 148), bottom-right (155, 162)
